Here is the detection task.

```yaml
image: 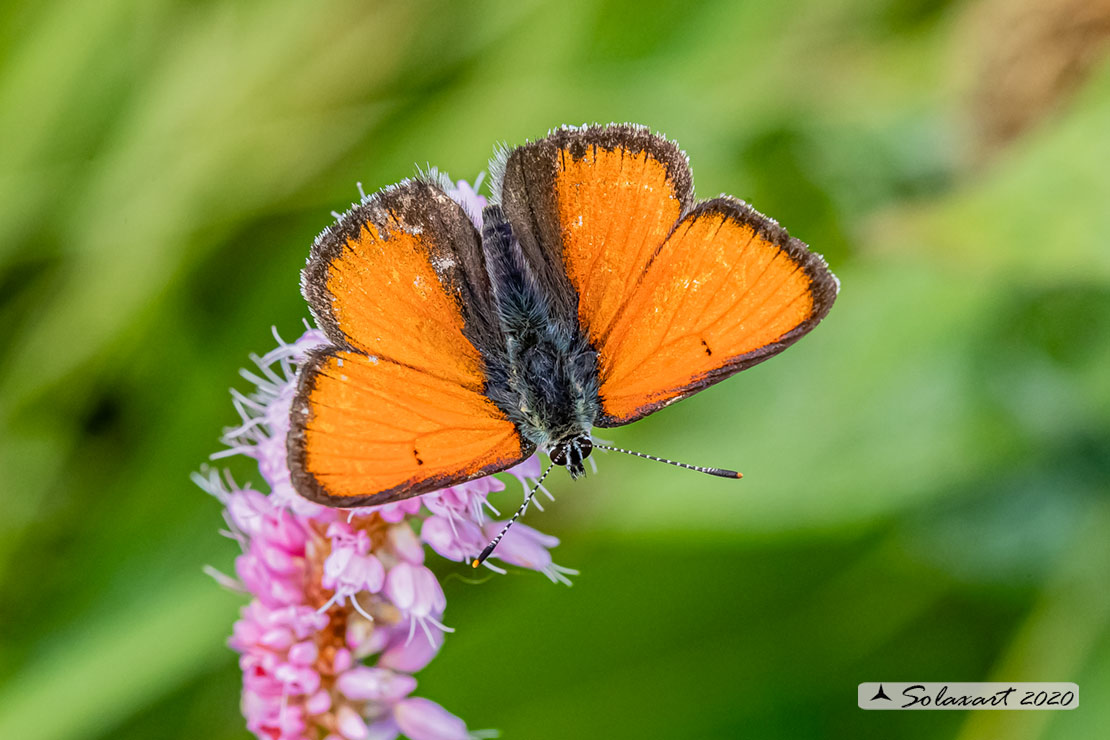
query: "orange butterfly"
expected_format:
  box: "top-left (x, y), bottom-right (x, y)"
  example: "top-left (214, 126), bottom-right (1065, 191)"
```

top-left (288, 124), bottom-right (838, 563)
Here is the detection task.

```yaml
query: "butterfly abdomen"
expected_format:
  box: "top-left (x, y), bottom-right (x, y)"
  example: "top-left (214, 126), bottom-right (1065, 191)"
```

top-left (481, 205), bottom-right (600, 449)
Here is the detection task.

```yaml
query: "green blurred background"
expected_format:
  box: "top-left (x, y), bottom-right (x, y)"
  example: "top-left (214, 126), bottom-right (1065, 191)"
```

top-left (2, 0), bottom-right (1109, 738)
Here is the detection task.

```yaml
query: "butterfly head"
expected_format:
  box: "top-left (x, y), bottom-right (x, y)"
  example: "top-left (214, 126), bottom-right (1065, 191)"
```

top-left (549, 434), bottom-right (593, 479)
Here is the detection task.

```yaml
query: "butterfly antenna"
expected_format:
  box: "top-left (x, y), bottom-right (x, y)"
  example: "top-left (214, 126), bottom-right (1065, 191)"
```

top-left (471, 462), bottom-right (555, 568)
top-left (592, 443), bottom-right (743, 479)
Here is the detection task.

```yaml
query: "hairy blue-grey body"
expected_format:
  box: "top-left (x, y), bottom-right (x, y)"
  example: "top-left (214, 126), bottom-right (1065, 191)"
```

top-left (480, 204), bottom-right (599, 476)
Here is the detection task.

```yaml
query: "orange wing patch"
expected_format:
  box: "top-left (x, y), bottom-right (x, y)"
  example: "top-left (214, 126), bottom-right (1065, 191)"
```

top-left (289, 349), bottom-right (529, 507)
top-left (292, 179), bottom-right (520, 506)
top-left (553, 145), bottom-right (686, 346)
top-left (596, 198), bottom-right (837, 425)
top-left (326, 224), bottom-right (483, 385)
top-left (303, 180), bottom-right (501, 391)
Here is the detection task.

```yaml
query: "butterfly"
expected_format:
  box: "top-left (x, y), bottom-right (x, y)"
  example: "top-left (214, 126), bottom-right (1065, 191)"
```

top-left (287, 123), bottom-right (839, 563)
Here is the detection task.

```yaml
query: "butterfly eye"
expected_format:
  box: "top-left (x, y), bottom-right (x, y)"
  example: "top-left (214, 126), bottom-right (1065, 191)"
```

top-left (576, 437), bottom-right (593, 459)
top-left (549, 445), bottom-right (568, 467)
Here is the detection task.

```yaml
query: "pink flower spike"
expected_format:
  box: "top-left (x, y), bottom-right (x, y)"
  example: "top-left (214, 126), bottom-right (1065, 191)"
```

top-left (235, 551), bottom-right (302, 608)
top-left (352, 619), bottom-right (392, 657)
top-left (504, 454), bottom-right (554, 512)
top-left (216, 327), bottom-right (328, 519)
top-left (274, 662), bottom-right (321, 695)
top-left (257, 627), bottom-right (294, 651)
top-left (483, 521), bottom-right (577, 586)
top-left (364, 719), bottom-right (401, 740)
top-left (322, 547), bottom-right (385, 614)
top-left (333, 647), bottom-right (353, 673)
top-left (394, 697), bottom-right (475, 740)
top-left (287, 640), bottom-right (318, 665)
top-left (326, 522), bottom-right (369, 547)
top-left (206, 265), bottom-right (580, 740)
top-left (389, 523), bottom-right (425, 564)
top-left (384, 562), bottom-right (453, 646)
top-left (506, 455), bottom-right (542, 483)
top-left (336, 666), bottom-right (417, 702)
top-left (306, 688), bottom-right (332, 715)
top-left (336, 704), bottom-right (371, 740)
top-left (375, 497), bottom-right (423, 523)
top-left (420, 516), bottom-right (484, 563)
top-left (224, 488), bottom-right (275, 538)
top-left (379, 620), bottom-right (443, 673)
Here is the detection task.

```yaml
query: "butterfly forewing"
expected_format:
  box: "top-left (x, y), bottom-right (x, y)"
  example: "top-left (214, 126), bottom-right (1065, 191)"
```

top-left (302, 179), bottom-right (505, 384)
top-left (498, 124), bottom-right (693, 337)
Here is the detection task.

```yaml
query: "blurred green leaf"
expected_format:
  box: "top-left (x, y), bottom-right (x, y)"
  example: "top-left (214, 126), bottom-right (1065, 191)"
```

top-left (0, 574), bottom-right (239, 740)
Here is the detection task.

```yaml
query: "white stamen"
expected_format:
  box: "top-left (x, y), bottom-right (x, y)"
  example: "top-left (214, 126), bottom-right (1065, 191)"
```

top-left (204, 565), bottom-right (247, 592)
top-left (543, 563), bottom-right (578, 587)
top-left (317, 593), bottom-right (342, 614)
top-left (350, 594), bottom-right (375, 623)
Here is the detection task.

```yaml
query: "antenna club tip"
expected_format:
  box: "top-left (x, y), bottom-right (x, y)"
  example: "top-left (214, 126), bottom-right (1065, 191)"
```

top-left (734, 471), bottom-right (743, 479)
top-left (470, 559), bottom-right (481, 569)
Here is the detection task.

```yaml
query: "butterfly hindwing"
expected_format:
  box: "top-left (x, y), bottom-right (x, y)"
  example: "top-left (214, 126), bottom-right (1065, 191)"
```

top-left (289, 347), bottom-right (530, 507)
top-left (302, 178), bottom-right (505, 380)
top-left (496, 124), bottom-right (838, 427)
top-left (289, 178), bottom-right (531, 506)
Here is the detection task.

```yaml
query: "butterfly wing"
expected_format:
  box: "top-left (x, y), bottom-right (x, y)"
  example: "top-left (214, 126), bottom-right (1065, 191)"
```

top-left (497, 124), bottom-right (693, 336)
top-left (289, 179), bottom-right (532, 507)
top-left (592, 197), bottom-right (838, 424)
top-left (289, 347), bottom-right (529, 507)
top-left (497, 124), bottom-right (838, 427)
